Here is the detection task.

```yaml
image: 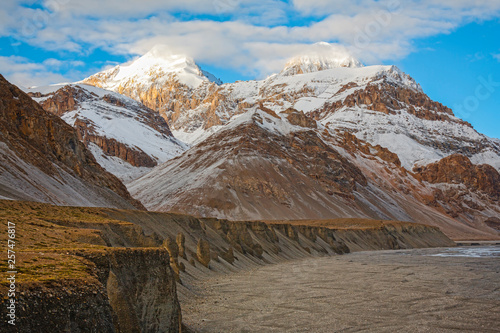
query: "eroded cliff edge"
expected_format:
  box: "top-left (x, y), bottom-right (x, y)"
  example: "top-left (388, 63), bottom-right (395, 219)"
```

top-left (0, 200), bottom-right (454, 332)
top-left (1, 249), bottom-right (181, 333)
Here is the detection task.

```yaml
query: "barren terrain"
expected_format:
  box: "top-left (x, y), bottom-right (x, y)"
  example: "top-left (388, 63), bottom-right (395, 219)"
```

top-left (182, 247), bottom-right (500, 332)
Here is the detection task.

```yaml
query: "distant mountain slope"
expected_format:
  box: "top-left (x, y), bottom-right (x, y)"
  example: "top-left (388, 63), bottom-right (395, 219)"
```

top-left (128, 107), bottom-right (500, 240)
top-left (0, 74), bottom-right (144, 209)
top-left (26, 84), bottom-right (187, 182)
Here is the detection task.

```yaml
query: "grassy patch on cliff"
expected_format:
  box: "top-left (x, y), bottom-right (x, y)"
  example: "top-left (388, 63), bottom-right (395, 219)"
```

top-left (0, 200), bottom-right (117, 286)
top-left (0, 252), bottom-right (93, 284)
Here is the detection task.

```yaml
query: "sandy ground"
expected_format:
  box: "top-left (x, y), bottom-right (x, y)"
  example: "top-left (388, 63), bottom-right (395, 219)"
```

top-left (181, 247), bottom-right (500, 332)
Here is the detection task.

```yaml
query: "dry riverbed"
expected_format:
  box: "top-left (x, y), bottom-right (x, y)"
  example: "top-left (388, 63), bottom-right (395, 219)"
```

top-left (181, 246), bottom-right (500, 332)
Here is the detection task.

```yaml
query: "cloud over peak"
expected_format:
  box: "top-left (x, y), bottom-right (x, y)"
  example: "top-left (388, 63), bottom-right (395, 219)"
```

top-left (1, 0), bottom-right (500, 84)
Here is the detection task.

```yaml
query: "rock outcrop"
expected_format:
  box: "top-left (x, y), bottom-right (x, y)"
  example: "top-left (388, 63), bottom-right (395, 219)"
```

top-left (411, 154), bottom-right (500, 225)
top-left (414, 154), bottom-right (500, 200)
top-left (484, 216), bottom-right (500, 231)
top-left (177, 233), bottom-right (187, 259)
top-left (197, 239), bottom-right (211, 268)
top-left (281, 108), bottom-right (317, 128)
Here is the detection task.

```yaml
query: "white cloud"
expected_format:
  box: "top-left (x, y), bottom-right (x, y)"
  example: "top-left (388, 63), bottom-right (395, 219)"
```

top-left (2, 0), bottom-right (500, 82)
top-left (291, 0), bottom-right (500, 20)
top-left (42, 58), bottom-right (85, 69)
top-left (493, 53), bottom-right (500, 62)
top-left (0, 56), bottom-right (80, 87)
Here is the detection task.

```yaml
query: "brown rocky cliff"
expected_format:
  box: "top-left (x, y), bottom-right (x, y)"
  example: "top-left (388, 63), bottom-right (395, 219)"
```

top-left (0, 249), bottom-right (181, 333)
top-left (128, 117), bottom-right (377, 221)
top-left (28, 85), bottom-right (95, 116)
top-left (281, 108), bottom-right (318, 128)
top-left (414, 154), bottom-right (500, 200)
top-left (0, 74), bottom-right (145, 209)
top-left (82, 248), bottom-right (181, 333)
top-left (336, 131), bottom-right (401, 167)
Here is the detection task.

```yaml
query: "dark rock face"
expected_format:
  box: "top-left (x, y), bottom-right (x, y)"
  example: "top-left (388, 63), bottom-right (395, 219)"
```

top-left (0, 249), bottom-right (181, 333)
top-left (0, 74), bottom-right (144, 209)
top-left (2, 280), bottom-right (116, 333)
top-left (414, 154), bottom-right (500, 200)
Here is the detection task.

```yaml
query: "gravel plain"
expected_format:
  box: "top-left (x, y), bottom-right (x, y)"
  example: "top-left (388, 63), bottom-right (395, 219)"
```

top-left (181, 246), bottom-right (500, 332)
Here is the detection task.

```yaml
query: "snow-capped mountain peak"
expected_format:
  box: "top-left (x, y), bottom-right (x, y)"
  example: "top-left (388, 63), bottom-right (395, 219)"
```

top-left (83, 45), bottom-right (222, 90)
top-left (117, 46), bottom-right (201, 80)
top-left (281, 42), bottom-right (363, 76)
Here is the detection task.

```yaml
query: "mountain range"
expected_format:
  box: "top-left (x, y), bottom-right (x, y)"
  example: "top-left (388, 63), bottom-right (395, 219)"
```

top-left (6, 43), bottom-right (500, 240)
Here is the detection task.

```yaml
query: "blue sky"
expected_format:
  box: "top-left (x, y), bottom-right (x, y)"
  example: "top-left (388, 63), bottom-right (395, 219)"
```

top-left (0, 0), bottom-right (499, 138)
top-left (394, 20), bottom-right (500, 138)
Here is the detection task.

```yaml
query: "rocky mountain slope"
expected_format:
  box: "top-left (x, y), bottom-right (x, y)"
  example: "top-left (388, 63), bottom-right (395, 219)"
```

top-left (25, 83), bottom-right (187, 182)
top-left (0, 74), bottom-right (144, 209)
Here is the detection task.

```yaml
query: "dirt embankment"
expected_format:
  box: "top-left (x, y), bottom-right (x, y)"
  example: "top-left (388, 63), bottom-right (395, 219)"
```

top-left (0, 200), bottom-right (454, 332)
